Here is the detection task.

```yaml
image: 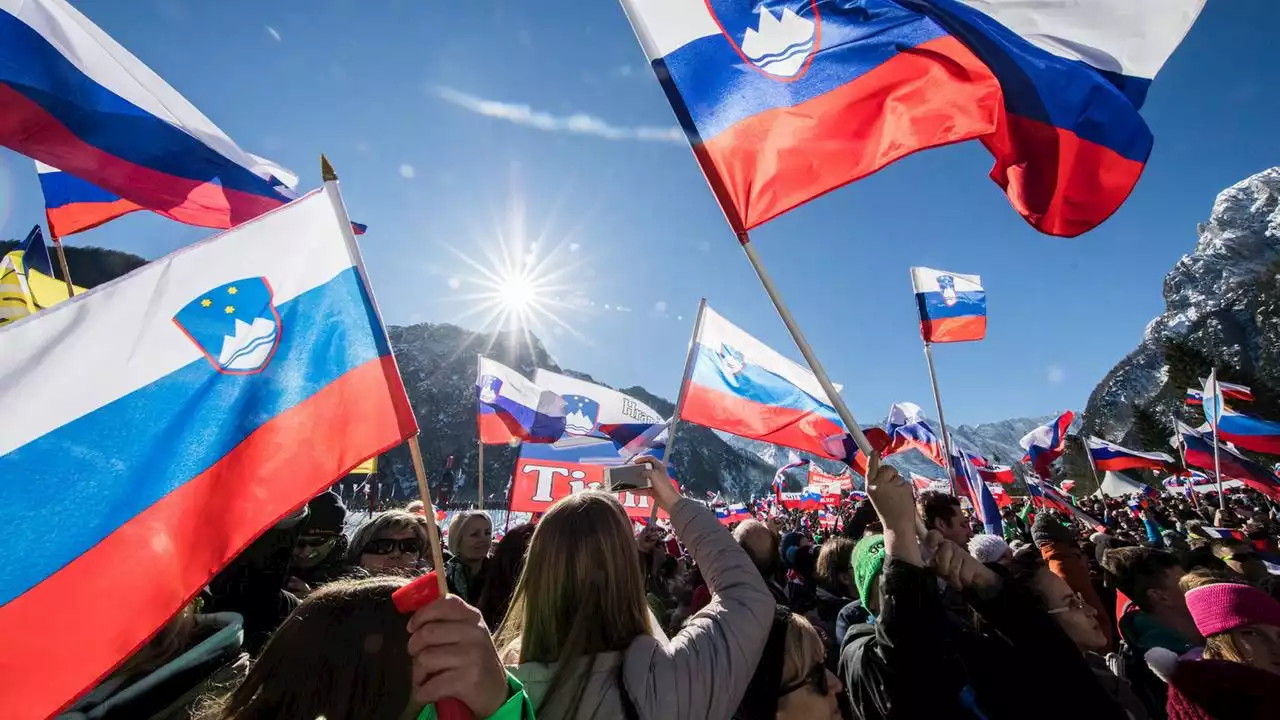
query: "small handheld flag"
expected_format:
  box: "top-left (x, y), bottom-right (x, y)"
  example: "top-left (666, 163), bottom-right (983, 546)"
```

top-left (910, 268), bottom-right (987, 343)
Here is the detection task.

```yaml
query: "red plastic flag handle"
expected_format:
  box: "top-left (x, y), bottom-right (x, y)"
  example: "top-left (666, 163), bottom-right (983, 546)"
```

top-left (394, 572), bottom-right (474, 720)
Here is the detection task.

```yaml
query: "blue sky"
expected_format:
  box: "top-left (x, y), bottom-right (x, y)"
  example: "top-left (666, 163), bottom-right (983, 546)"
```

top-left (2, 0), bottom-right (1278, 425)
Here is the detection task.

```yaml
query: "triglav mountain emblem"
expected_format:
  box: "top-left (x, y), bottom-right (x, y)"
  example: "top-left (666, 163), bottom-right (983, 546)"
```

top-left (174, 277), bottom-right (281, 375)
top-left (937, 274), bottom-right (959, 307)
top-left (708, 1), bottom-right (819, 80)
top-left (719, 343), bottom-right (746, 376)
top-left (478, 375), bottom-right (502, 405)
top-left (563, 394), bottom-right (602, 437)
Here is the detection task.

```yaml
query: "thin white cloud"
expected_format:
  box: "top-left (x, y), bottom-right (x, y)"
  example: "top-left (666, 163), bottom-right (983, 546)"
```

top-left (433, 86), bottom-right (684, 144)
top-left (1047, 365), bottom-right (1066, 385)
top-left (265, 26), bottom-right (281, 42)
top-left (399, 163), bottom-right (416, 180)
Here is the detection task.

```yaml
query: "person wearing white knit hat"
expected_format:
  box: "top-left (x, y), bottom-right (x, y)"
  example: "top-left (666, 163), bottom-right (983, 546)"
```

top-left (968, 533), bottom-right (1013, 567)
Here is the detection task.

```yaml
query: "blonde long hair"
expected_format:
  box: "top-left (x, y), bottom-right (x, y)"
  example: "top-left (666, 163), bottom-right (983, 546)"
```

top-left (495, 491), bottom-right (651, 713)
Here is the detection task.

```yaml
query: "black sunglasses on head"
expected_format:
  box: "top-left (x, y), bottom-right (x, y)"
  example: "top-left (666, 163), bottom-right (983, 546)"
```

top-left (363, 538), bottom-right (423, 556)
top-left (780, 662), bottom-right (827, 697)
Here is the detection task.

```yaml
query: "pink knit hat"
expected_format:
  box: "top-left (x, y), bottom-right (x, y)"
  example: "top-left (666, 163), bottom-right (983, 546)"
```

top-left (1184, 582), bottom-right (1280, 637)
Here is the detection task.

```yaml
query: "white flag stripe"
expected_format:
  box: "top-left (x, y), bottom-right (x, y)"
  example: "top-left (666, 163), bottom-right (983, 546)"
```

top-left (3, 0), bottom-right (289, 183)
top-left (0, 191), bottom-right (354, 457)
top-left (910, 266), bottom-right (983, 295)
top-left (955, 0), bottom-right (1206, 79)
top-left (618, 0), bottom-right (719, 61)
top-left (1085, 437), bottom-right (1174, 463)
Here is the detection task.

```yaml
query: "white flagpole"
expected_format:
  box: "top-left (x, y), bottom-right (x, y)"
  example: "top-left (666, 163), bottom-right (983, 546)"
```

top-left (1209, 368), bottom-right (1225, 511)
top-left (922, 342), bottom-right (957, 495)
top-left (650, 297), bottom-right (707, 522)
top-left (739, 238), bottom-right (877, 456)
top-left (476, 353), bottom-right (485, 509)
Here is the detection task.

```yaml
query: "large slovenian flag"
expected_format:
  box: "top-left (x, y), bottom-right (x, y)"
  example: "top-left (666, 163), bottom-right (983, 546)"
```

top-left (681, 305), bottom-right (851, 460)
top-left (1086, 437), bottom-right (1174, 472)
top-left (0, 188), bottom-right (417, 718)
top-left (619, 0), bottom-right (1204, 237)
top-left (475, 357), bottom-right (567, 444)
top-left (0, 0), bottom-right (299, 230)
top-left (1177, 421), bottom-right (1280, 501)
top-left (910, 268), bottom-right (987, 343)
top-left (884, 401), bottom-right (947, 466)
top-left (1020, 410), bottom-right (1074, 479)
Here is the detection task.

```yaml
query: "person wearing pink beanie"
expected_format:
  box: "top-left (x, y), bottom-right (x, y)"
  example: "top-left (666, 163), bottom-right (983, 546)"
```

top-left (1165, 580), bottom-right (1280, 719)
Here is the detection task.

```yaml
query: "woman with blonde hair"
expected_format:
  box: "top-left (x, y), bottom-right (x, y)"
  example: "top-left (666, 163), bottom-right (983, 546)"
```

top-left (445, 510), bottom-right (493, 604)
top-left (498, 456), bottom-right (775, 719)
top-left (348, 509), bottom-right (431, 574)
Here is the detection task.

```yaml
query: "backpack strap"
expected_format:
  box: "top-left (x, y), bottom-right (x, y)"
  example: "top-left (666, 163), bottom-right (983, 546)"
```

top-left (616, 661), bottom-right (641, 720)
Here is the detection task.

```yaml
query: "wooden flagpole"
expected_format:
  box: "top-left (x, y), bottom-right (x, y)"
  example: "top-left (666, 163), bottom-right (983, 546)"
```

top-left (50, 235), bottom-right (76, 298)
top-left (650, 297), bottom-right (707, 522)
top-left (321, 155), bottom-right (447, 595)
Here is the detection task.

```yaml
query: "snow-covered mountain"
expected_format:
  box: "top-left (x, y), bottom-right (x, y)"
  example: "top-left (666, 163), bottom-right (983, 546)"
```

top-left (1083, 167), bottom-right (1280, 443)
top-left (378, 320), bottom-right (1061, 501)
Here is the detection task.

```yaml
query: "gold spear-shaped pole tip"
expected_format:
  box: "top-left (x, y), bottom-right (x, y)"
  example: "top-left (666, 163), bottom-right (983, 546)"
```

top-left (321, 154), bottom-right (337, 182)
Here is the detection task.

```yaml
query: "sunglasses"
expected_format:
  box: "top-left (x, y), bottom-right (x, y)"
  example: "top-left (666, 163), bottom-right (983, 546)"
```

top-left (296, 535), bottom-right (335, 549)
top-left (780, 663), bottom-right (828, 697)
top-left (362, 538), bottom-right (423, 556)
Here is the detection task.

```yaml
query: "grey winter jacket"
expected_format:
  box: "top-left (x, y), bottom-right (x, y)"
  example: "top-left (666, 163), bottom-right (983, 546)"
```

top-left (510, 499), bottom-right (775, 720)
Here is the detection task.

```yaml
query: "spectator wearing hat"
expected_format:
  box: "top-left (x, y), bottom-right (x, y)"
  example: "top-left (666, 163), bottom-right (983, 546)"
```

top-left (286, 491), bottom-right (350, 598)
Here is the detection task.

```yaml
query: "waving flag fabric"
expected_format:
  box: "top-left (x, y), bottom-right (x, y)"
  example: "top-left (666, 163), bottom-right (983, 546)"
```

top-left (1211, 409), bottom-right (1280, 456)
top-left (511, 371), bottom-right (669, 521)
top-left (1020, 410), bottom-right (1074, 479)
top-left (0, 189), bottom-right (417, 718)
top-left (1202, 377), bottom-right (1254, 403)
top-left (1086, 437), bottom-right (1174, 472)
top-left (681, 305), bottom-right (850, 459)
top-left (0, 227), bottom-right (84, 326)
top-left (1027, 478), bottom-right (1073, 514)
top-left (773, 451), bottom-right (810, 492)
top-left (619, 0), bottom-right (1203, 237)
top-left (952, 447), bottom-right (1002, 535)
top-left (1203, 370), bottom-right (1225, 427)
top-left (475, 357), bottom-right (567, 445)
top-left (36, 160), bottom-right (143, 237)
top-left (618, 0), bottom-right (1001, 232)
top-left (911, 472), bottom-right (950, 494)
top-left (884, 401), bottom-right (947, 465)
top-left (1177, 422), bottom-right (1280, 501)
top-left (976, 464), bottom-right (1014, 485)
top-left (1185, 389), bottom-right (1204, 406)
top-left (0, 0), bottom-right (298, 230)
top-left (910, 268), bottom-right (987, 343)
top-left (986, 482), bottom-right (1012, 508)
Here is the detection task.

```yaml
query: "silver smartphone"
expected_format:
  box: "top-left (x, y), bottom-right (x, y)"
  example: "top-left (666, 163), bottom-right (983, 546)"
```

top-left (604, 464), bottom-right (652, 493)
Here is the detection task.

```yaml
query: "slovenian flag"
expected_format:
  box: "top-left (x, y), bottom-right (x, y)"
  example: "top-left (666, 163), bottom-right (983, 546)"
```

top-left (952, 447), bottom-right (1002, 536)
top-left (1209, 408), bottom-right (1280, 456)
top-left (728, 503), bottom-right (751, 522)
top-left (618, 0), bottom-right (1204, 237)
top-left (1020, 411), bottom-right (1075, 479)
top-left (1027, 478), bottom-right (1074, 514)
top-left (475, 357), bottom-right (567, 445)
top-left (910, 267), bottom-right (987, 343)
top-left (0, 188), bottom-right (417, 718)
top-left (884, 401), bottom-right (947, 466)
top-left (1, 0), bottom-right (303, 231)
top-left (681, 305), bottom-right (852, 460)
top-left (1177, 421), bottom-right (1280, 501)
top-left (1086, 437), bottom-right (1174, 472)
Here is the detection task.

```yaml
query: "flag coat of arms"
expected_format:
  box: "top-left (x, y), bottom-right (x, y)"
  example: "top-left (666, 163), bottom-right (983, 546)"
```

top-left (0, 188), bottom-right (416, 718)
top-left (512, 370), bottom-right (669, 520)
top-left (475, 356), bottom-right (567, 444)
top-left (681, 305), bottom-right (849, 460)
top-left (910, 267), bottom-right (986, 343)
top-left (619, 0), bottom-right (1204, 236)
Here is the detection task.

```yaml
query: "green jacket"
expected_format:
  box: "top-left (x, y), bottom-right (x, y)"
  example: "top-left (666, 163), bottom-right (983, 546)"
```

top-left (418, 672), bottom-right (535, 720)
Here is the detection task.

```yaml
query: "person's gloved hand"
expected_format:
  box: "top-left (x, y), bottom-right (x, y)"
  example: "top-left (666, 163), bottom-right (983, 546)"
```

top-left (1032, 510), bottom-right (1074, 547)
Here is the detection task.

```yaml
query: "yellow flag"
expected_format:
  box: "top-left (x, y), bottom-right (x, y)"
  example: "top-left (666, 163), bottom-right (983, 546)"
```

top-left (0, 250), bottom-right (86, 326)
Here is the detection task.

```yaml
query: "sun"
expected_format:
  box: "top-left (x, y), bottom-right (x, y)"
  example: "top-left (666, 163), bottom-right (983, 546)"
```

top-left (498, 271), bottom-right (537, 311)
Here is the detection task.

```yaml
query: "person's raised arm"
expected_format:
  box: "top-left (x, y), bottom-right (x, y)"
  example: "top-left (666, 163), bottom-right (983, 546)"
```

top-left (627, 455), bottom-right (775, 720)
